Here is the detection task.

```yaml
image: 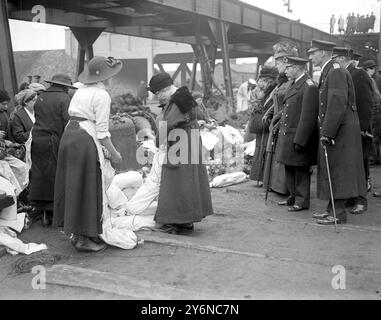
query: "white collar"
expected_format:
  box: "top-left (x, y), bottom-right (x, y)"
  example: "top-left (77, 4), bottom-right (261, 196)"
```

top-left (295, 73), bottom-right (305, 84)
top-left (24, 107), bottom-right (35, 123)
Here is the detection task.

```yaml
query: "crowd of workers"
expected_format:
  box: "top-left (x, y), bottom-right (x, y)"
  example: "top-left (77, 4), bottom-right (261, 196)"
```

top-left (330, 12), bottom-right (376, 34)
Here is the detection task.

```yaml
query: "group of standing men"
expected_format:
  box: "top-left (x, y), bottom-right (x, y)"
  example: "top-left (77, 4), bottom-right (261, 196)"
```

top-left (330, 12), bottom-right (376, 34)
top-left (250, 39), bottom-right (378, 226)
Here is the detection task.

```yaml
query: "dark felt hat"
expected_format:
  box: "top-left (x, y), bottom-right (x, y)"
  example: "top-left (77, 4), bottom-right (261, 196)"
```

top-left (78, 56), bottom-right (123, 84)
top-left (258, 66), bottom-right (279, 79)
top-left (147, 72), bottom-right (173, 94)
top-left (0, 90), bottom-right (10, 103)
top-left (284, 56), bottom-right (309, 66)
top-left (362, 60), bottom-right (378, 69)
top-left (307, 39), bottom-right (336, 54)
top-left (332, 47), bottom-right (353, 58)
top-left (45, 73), bottom-right (76, 89)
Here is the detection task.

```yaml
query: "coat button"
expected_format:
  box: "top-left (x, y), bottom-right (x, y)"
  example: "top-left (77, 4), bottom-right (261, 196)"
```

top-left (321, 102), bottom-right (323, 106)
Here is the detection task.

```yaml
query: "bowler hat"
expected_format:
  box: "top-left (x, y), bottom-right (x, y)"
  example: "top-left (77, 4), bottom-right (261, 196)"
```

top-left (332, 47), bottom-right (353, 58)
top-left (78, 56), bottom-right (123, 84)
top-left (45, 73), bottom-right (76, 89)
top-left (258, 66), bottom-right (279, 79)
top-left (362, 60), bottom-right (377, 70)
top-left (307, 39), bottom-right (336, 54)
top-left (147, 72), bottom-right (173, 94)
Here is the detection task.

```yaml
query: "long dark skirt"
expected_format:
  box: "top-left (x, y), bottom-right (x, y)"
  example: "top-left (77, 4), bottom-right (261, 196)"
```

top-left (53, 121), bottom-right (102, 237)
top-left (29, 133), bottom-right (59, 210)
top-left (155, 162), bottom-right (214, 225)
top-left (250, 132), bottom-right (269, 181)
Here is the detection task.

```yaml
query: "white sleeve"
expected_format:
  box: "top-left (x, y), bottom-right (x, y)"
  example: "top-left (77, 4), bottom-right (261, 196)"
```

top-left (93, 90), bottom-right (112, 140)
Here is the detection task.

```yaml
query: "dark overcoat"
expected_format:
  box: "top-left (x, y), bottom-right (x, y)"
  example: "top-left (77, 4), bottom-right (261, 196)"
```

top-left (30, 86), bottom-right (70, 208)
top-left (276, 74), bottom-right (319, 167)
top-left (9, 106), bottom-right (34, 144)
top-left (155, 87), bottom-right (214, 225)
top-left (317, 60), bottom-right (366, 200)
top-left (347, 63), bottom-right (376, 158)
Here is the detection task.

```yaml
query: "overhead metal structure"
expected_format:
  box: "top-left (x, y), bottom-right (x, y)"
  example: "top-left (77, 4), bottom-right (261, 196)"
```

top-left (2, 0), bottom-right (363, 109)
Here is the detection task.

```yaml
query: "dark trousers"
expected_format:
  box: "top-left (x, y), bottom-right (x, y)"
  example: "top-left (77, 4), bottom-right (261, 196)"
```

top-left (284, 165), bottom-right (311, 208)
top-left (326, 199), bottom-right (347, 221)
top-left (351, 157), bottom-right (369, 208)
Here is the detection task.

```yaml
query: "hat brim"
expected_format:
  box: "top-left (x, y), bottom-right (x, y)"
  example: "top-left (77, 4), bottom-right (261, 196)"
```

top-left (78, 63), bottom-right (123, 85)
top-left (45, 80), bottom-right (77, 89)
top-left (307, 47), bottom-right (319, 54)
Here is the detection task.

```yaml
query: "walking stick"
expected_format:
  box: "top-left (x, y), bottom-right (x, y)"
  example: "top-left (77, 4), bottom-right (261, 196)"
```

top-left (257, 125), bottom-right (266, 186)
top-left (323, 145), bottom-right (338, 233)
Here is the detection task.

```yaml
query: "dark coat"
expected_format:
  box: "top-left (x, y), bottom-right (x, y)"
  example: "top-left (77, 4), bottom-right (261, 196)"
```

top-left (155, 87), bottom-right (214, 224)
top-left (276, 74), bottom-right (319, 167)
top-left (9, 106), bottom-right (34, 144)
top-left (0, 111), bottom-right (9, 140)
top-left (347, 63), bottom-right (376, 158)
top-left (30, 86), bottom-right (71, 208)
top-left (317, 60), bottom-right (366, 200)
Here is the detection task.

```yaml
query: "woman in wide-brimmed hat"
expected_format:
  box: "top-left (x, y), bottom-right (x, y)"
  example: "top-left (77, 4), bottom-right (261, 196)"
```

top-left (53, 56), bottom-right (123, 252)
top-left (29, 73), bottom-right (75, 227)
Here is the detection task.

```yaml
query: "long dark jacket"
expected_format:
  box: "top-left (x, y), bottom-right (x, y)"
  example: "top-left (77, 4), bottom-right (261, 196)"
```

top-left (9, 106), bottom-right (34, 144)
top-left (155, 87), bottom-right (214, 224)
top-left (347, 63), bottom-right (376, 158)
top-left (30, 86), bottom-right (71, 208)
top-left (276, 74), bottom-right (319, 167)
top-left (316, 60), bottom-right (366, 200)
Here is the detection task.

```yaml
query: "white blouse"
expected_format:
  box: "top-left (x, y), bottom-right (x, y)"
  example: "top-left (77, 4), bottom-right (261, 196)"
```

top-left (69, 82), bottom-right (111, 140)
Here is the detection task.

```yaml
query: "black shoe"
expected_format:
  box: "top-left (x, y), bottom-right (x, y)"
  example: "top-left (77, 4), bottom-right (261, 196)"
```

top-left (75, 236), bottom-right (107, 252)
top-left (350, 204), bottom-right (366, 215)
top-left (278, 198), bottom-right (294, 206)
top-left (158, 224), bottom-right (179, 234)
top-left (288, 205), bottom-right (308, 212)
top-left (177, 223), bottom-right (194, 230)
top-left (42, 210), bottom-right (52, 228)
top-left (374, 191), bottom-right (381, 198)
top-left (317, 216), bottom-right (346, 225)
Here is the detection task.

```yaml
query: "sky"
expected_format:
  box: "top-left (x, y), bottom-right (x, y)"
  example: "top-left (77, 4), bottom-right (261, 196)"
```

top-left (8, 0), bottom-right (381, 51)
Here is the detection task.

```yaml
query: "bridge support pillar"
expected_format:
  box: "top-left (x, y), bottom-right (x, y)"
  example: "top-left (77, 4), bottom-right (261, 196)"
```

top-left (219, 21), bottom-right (234, 113)
top-left (0, 0), bottom-right (18, 102)
top-left (70, 27), bottom-right (104, 81)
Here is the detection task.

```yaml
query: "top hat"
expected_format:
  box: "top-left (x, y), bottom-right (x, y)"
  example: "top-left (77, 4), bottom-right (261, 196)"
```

top-left (284, 56), bottom-right (309, 67)
top-left (307, 39), bottom-right (336, 54)
top-left (258, 66), bottom-right (279, 79)
top-left (147, 72), bottom-right (174, 94)
top-left (362, 60), bottom-right (378, 70)
top-left (78, 56), bottom-right (123, 84)
top-left (45, 73), bottom-right (76, 89)
top-left (332, 47), bottom-right (353, 59)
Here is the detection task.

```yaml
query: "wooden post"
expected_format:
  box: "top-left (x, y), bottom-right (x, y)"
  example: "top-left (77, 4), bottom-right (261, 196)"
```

top-left (0, 0), bottom-right (18, 104)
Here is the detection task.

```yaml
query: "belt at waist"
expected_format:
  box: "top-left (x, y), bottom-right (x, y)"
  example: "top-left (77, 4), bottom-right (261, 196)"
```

top-left (70, 116), bottom-right (89, 122)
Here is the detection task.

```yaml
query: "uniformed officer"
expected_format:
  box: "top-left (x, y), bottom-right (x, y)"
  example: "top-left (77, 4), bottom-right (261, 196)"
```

top-left (276, 57), bottom-right (319, 211)
top-left (308, 39), bottom-right (366, 225)
top-left (333, 47), bottom-right (375, 215)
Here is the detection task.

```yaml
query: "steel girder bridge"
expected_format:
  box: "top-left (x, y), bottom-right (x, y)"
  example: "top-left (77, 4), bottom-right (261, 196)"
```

top-left (0, 0), bottom-right (363, 109)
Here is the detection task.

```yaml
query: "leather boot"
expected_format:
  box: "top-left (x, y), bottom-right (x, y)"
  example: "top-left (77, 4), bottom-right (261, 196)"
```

top-left (75, 236), bottom-right (107, 252)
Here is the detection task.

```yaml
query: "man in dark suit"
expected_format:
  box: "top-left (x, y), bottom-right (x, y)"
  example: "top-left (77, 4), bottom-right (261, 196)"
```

top-left (332, 48), bottom-right (375, 215)
top-left (308, 39), bottom-right (366, 225)
top-left (276, 57), bottom-right (319, 212)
